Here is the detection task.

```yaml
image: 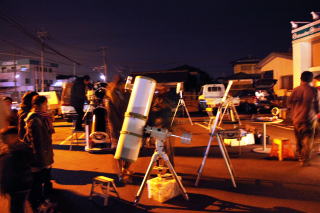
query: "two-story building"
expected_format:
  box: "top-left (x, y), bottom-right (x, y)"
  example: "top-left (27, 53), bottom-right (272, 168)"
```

top-left (231, 56), bottom-right (261, 74)
top-left (257, 52), bottom-right (293, 96)
top-left (0, 59), bottom-right (58, 95)
top-left (291, 15), bottom-right (320, 87)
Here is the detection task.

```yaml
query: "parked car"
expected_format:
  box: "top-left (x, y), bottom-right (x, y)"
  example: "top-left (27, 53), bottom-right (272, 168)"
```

top-left (234, 79), bottom-right (277, 114)
top-left (198, 84), bottom-right (240, 111)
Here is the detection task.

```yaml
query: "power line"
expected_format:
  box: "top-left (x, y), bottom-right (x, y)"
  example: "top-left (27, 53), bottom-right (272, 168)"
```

top-left (0, 40), bottom-right (74, 66)
top-left (0, 10), bottom-right (81, 65)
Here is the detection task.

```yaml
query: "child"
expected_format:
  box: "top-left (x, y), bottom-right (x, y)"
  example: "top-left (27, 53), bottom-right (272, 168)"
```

top-left (24, 95), bottom-right (54, 211)
top-left (0, 127), bottom-right (33, 213)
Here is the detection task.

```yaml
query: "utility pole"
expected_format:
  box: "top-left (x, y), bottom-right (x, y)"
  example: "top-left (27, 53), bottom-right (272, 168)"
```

top-left (73, 62), bottom-right (76, 76)
top-left (37, 31), bottom-right (48, 92)
top-left (101, 47), bottom-right (107, 83)
top-left (13, 48), bottom-right (17, 101)
top-left (13, 49), bottom-right (17, 90)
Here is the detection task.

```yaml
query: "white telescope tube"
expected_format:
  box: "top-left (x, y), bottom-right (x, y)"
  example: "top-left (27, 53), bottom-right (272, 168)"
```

top-left (114, 76), bottom-right (156, 162)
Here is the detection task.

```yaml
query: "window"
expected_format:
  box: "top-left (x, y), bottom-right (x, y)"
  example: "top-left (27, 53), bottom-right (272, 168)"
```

top-left (281, 75), bottom-right (293, 90)
top-left (241, 65), bottom-right (252, 71)
top-left (0, 79), bottom-right (9, 82)
top-left (25, 78), bottom-right (30, 84)
top-left (49, 68), bottom-right (52, 72)
top-left (208, 87), bottom-right (221, 92)
top-left (312, 39), bottom-right (320, 67)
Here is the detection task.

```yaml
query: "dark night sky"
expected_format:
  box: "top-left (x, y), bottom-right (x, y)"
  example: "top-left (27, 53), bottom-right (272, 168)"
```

top-left (0, 0), bottom-right (319, 79)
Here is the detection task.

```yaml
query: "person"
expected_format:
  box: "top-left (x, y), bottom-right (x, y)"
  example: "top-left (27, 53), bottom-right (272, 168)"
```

top-left (288, 71), bottom-right (320, 166)
top-left (0, 99), bottom-right (10, 130)
top-left (2, 96), bottom-right (18, 126)
top-left (106, 75), bottom-right (129, 148)
top-left (147, 85), bottom-right (175, 165)
top-left (70, 75), bottom-right (91, 131)
top-left (24, 95), bottom-right (55, 211)
top-left (0, 127), bottom-right (33, 213)
top-left (313, 74), bottom-right (320, 154)
top-left (106, 75), bottom-right (130, 183)
top-left (18, 91), bottom-right (38, 140)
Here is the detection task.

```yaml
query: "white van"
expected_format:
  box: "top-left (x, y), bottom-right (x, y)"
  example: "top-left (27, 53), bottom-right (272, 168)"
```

top-left (198, 84), bottom-right (239, 110)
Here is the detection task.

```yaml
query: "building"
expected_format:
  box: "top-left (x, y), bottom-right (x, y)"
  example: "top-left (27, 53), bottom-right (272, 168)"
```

top-left (257, 52), bottom-right (293, 96)
top-left (291, 14), bottom-right (320, 87)
top-left (130, 65), bottom-right (211, 92)
top-left (0, 59), bottom-right (58, 95)
top-left (231, 56), bottom-right (260, 74)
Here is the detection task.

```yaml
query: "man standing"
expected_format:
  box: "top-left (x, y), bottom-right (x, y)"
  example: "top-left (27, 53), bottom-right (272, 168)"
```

top-left (288, 71), bottom-right (319, 166)
top-left (70, 75), bottom-right (91, 131)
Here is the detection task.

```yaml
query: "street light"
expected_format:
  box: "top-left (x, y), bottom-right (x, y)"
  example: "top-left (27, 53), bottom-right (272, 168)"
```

top-left (311, 11), bottom-right (320, 20)
top-left (99, 74), bottom-right (106, 81)
top-left (290, 21), bottom-right (310, 29)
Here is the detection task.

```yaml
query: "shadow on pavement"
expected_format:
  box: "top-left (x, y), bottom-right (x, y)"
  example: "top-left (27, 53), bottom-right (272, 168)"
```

top-left (49, 189), bottom-right (303, 213)
top-left (51, 168), bottom-right (316, 212)
top-left (141, 193), bottom-right (304, 213)
top-left (50, 189), bottom-right (147, 213)
top-left (180, 174), bottom-right (320, 203)
top-left (52, 168), bottom-right (118, 185)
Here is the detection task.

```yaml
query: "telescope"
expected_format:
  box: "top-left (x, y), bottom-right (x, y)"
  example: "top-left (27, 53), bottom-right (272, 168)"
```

top-left (84, 83), bottom-right (110, 152)
top-left (114, 76), bottom-right (157, 162)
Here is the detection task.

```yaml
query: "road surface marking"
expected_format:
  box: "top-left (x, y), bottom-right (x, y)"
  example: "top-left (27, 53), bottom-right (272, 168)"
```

top-left (59, 133), bottom-right (85, 145)
top-left (195, 122), bottom-right (210, 130)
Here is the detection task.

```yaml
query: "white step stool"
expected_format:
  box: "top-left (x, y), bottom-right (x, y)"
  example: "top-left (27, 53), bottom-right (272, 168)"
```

top-left (89, 176), bottom-right (120, 206)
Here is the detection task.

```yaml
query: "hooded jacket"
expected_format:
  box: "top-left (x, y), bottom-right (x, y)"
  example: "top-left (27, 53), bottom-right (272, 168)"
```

top-left (24, 112), bottom-right (54, 168)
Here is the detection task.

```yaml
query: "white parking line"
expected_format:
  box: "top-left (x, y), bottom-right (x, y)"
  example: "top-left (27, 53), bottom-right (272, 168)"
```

top-left (195, 122), bottom-right (210, 130)
top-left (59, 133), bottom-right (85, 145)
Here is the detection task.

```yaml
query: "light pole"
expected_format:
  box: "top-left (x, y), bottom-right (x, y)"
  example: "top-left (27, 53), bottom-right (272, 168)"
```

top-left (101, 47), bottom-right (107, 83)
top-left (37, 31), bottom-right (48, 92)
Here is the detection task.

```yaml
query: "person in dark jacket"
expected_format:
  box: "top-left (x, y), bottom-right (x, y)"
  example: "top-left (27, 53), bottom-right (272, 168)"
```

top-left (24, 95), bottom-right (55, 210)
top-left (106, 75), bottom-right (129, 148)
top-left (70, 75), bottom-right (91, 131)
top-left (288, 71), bottom-right (320, 166)
top-left (0, 127), bottom-right (33, 213)
top-left (17, 91), bottom-right (38, 140)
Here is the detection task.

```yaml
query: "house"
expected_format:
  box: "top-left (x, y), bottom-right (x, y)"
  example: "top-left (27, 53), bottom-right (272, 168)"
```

top-left (291, 15), bottom-right (320, 87)
top-left (257, 52), bottom-right (293, 96)
top-left (231, 56), bottom-right (260, 74)
top-left (130, 65), bottom-right (212, 93)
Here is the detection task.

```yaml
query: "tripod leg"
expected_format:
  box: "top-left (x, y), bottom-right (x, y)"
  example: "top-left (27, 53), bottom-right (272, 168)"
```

top-left (162, 153), bottom-right (189, 200)
top-left (181, 99), bottom-right (193, 125)
top-left (216, 134), bottom-right (237, 188)
top-left (134, 152), bottom-right (159, 204)
top-left (195, 133), bottom-right (215, 186)
top-left (170, 100), bottom-right (181, 127)
top-left (218, 102), bottom-right (230, 127)
top-left (231, 104), bottom-right (241, 126)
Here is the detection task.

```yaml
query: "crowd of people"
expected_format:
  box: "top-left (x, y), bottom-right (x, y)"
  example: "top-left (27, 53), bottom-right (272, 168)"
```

top-left (0, 71), bottom-right (319, 212)
top-left (0, 92), bottom-right (55, 213)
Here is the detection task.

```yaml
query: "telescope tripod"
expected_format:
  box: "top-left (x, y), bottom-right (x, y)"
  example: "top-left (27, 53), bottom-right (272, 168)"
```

top-left (134, 138), bottom-right (189, 204)
top-left (195, 80), bottom-right (237, 187)
top-left (171, 91), bottom-right (193, 126)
